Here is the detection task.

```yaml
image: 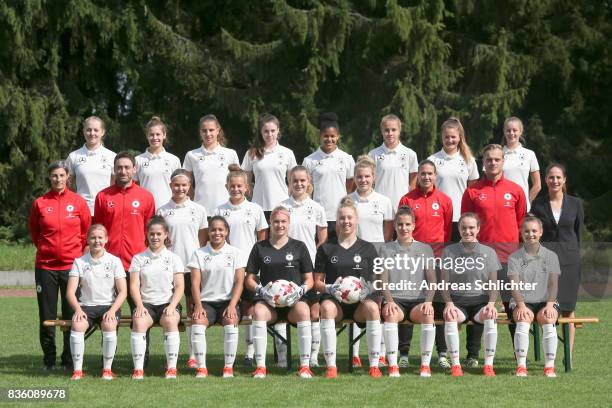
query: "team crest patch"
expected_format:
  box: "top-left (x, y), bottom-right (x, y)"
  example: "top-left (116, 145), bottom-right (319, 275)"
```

top-left (66, 204), bottom-right (74, 212)
top-left (263, 256), bottom-right (272, 264)
top-left (504, 193), bottom-right (512, 200)
top-left (104, 262), bottom-right (113, 272)
top-left (432, 203), bottom-right (440, 210)
top-left (132, 200), bottom-right (140, 208)
top-left (225, 254), bottom-right (233, 263)
top-left (331, 256), bottom-right (338, 264)
top-left (286, 253), bottom-right (294, 262)
top-left (36, 285), bottom-right (42, 293)
top-left (353, 255), bottom-right (361, 263)
top-left (163, 257), bottom-right (171, 265)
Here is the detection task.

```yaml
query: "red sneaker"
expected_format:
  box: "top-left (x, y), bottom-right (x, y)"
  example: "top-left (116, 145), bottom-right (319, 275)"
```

top-left (544, 367), bottom-right (556, 378)
top-left (196, 367), bottom-right (208, 378)
top-left (222, 367), bottom-right (233, 378)
top-left (325, 366), bottom-right (338, 378)
top-left (165, 367), bottom-right (177, 379)
top-left (450, 365), bottom-right (464, 377)
top-left (252, 366), bottom-right (267, 378)
top-left (101, 369), bottom-right (115, 380)
top-left (369, 366), bottom-right (383, 378)
top-left (388, 365), bottom-right (400, 377)
top-left (516, 365), bottom-right (528, 377)
top-left (483, 364), bottom-right (496, 377)
top-left (186, 358), bottom-right (197, 368)
top-left (379, 356), bottom-right (388, 367)
top-left (420, 365), bottom-right (431, 378)
top-left (70, 370), bottom-right (84, 380)
top-left (352, 356), bottom-right (362, 368)
top-left (131, 369), bottom-right (144, 380)
top-left (298, 365), bottom-right (314, 378)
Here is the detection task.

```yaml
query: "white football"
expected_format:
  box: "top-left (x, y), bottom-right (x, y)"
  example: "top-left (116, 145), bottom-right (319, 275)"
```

top-left (264, 279), bottom-right (299, 308)
top-left (337, 276), bottom-right (363, 304)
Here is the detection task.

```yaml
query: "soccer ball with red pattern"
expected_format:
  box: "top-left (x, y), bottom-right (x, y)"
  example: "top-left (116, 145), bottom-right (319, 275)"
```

top-left (264, 279), bottom-right (299, 307)
top-left (338, 276), bottom-right (363, 304)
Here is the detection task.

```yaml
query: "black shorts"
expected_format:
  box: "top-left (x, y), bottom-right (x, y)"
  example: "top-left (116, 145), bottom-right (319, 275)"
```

top-left (184, 272), bottom-right (192, 299)
top-left (81, 305), bottom-right (121, 328)
top-left (202, 300), bottom-right (240, 324)
top-left (241, 288), bottom-right (255, 303)
top-left (320, 294), bottom-right (364, 328)
top-left (508, 301), bottom-right (560, 323)
top-left (253, 300), bottom-right (302, 325)
top-left (141, 303), bottom-right (183, 324)
top-left (303, 290), bottom-right (320, 306)
top-left (453, 302), bottom-right (488, 324)
top-left (391, 299), bottom-right (424, 323)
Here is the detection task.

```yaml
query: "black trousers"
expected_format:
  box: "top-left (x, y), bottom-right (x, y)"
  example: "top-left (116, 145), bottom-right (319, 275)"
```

top-left (35, 268), bottom-right (74, 367)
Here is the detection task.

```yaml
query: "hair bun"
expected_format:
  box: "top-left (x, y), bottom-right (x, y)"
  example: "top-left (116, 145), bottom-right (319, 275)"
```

top-left (151, 116), bottom-right (161, 121)
top-left (319, 112), bottom-right (338, 125)
top-left (227, 163), bottom-right (241, 172)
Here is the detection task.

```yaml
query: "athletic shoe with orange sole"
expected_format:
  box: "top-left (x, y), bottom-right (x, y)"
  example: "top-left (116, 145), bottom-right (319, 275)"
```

top-left (101, 369), bottom-right (115, 380)
top-left (352, 356), bottom-right (362, 368)
top-left (483, 364), bottom-right (496, 377)
top-left (252, 366), bottom-right (267, 379)
top-left (196, 367), bottom-right (208, 378)
top-left (515, 366), bottom-right (528, 377)
top-left (369, 366), bottom-right (383, 378)
top-left (131, 369), bottom-right (144, 380)
top-left (544, 367), bottom-right (556, 378)
top-left (325, 366), bottom-right (338, 378)
top-left (420, 365), bottom-right (431, 378)
top-left (298, 365), bottom-right (314, 379)
top-left (222, 367), bottom-right (233, 378)
top-left (450, 365), bottom-right (464, 377)
top-left (165, 367), bottom-right (177, 379)
top-left (70, 370), bottom-right (85, 380)
top-left (186, 358), bottom-right (197, 368)
top-left (388, 365), bottom-right (400, 378)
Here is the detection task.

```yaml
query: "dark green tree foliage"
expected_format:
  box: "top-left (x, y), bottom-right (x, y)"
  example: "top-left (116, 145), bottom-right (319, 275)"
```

top-left (0, 0), bottom-right (610, 240)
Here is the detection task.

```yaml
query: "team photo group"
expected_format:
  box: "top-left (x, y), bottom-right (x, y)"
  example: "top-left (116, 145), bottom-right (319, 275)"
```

top-left (30, 111), bottom-right (583, 381)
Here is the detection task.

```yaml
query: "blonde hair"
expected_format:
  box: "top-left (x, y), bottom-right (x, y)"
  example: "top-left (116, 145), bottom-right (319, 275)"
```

top-left (87, 223), bottom-right (108, 238)
top-left (441, 117), bottom-right (473, 164)
top-left (288, 165), bottom-right (313, 196)
top-left (146, 116), bottom-right (167, 136)
top-left (354, 155), bottom-right (376, 178)
top-left (379, 114), bottom-right (402, 132)
top-left (270, 206), bottom-right (291, 222)
top-left (337, 195), bottom-right (358, 220)
top-left (199, 114), bottom-right (226, 146)
top-left (226, 164), bottom-right (249, 193)
top-left (482, 143), bottom-right (504, 157)
top-left (502, 116), bottom-right (526, 146)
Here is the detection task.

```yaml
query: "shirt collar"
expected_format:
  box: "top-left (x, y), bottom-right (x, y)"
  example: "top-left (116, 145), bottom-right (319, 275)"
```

top-left (144, 148), bottom-right (166, 159)
top-left (352, 190), bottom-right (374, 203)
top-left (520, 244), bottom-right (544, 260)
top-left (440, 149), bottom-right (459, 160)
top-left (145, 248), bottom-right (167, 259)
top-left (382, 142), bottom-right (402, 154)
top-left (289, 196), bottom-right (308, 207)
top-left (87, 251), bottom-right (107, 265)
top-left (170, 198), bottom-right (191, 209)
top-left (503, 143), bottom-right (523, 154)
top-left (264, 143), bottom-right (279, 154)
top-left (84, 144), bottom-right (103, 156)
top-left (201, 144), bottom-right (220, 155)
top-left (317, 147), bottom-right (339, 158)
top-left (415, 186), bottom-right (436, 198)
top-left (229, 198), bottom-right (248, 210)
top-left (207, 242), bottom-right (228, 255)
top-left (482, 175), bottom-right (505, 187)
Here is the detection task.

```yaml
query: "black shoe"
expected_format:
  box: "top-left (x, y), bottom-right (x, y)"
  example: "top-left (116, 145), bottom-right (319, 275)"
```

top-left (243, 357), bottom-right (253, 368)
top-left (43, 365), bottom-right (56, 371)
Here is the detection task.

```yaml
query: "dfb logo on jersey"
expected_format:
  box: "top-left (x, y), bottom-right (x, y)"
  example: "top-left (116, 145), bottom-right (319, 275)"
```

top-left (432, 202), bottom-right (440, 210)
top-left (504, 193), bottom-right (512, 200)
top-left (353, 254), bottom-right (362, 270)
top-left (66, 204), bottom-right (74, 212)
top-left (132, 200), bottom-right (140, 208)
top-left (285, 252), bottom-right (294, 267)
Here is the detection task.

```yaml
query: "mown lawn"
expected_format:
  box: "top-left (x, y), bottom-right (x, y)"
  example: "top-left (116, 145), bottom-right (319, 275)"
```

top-left (0, 243), bottom-right (36, 271)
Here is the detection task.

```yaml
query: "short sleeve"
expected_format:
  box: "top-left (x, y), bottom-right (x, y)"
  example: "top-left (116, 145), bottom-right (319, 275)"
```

top-left (529, 150), bottom-right (540, 172)
top-left (298, 242), bottom-right (314, 273)
top-left (548, 251), bottom-right (561, 276)
top-left (345, 154), bottom-right (355, 179)
top-left (113, 258), bottom-right (126, 279)
top-left (467, 158), bottom-right (479, 181)
top-left (367, 149), bottom-right (376, 161)
top-left (255, 206), bottom-right (269, 231)
top-left (302, 157), bottom-right (313, 174)
top-left (171, 155), bottom-right (181, 172)
top-left (172, 254), bottom-right (185, 273)
top-left (183, 152), bottom-right (194, 172)
top-left (229, 149), bottom-right (240, 166)
top-left (316, 205), bottom-right (327, 227)
top-left (213, 206), bottom-right (222, 217)
top-left (235, 248), bottom-right (248, 269)
top-left (382, 196), bottom-right (393, 220)
top-left (241, 151), bottom-right (254, 171)
top-left (408, 150), bottom-right (418, 173)
top-left (187, 251), bottom-right (201, 271)
top-left (363, 243), bottom-right (379, 281)
top-left (246, 244), bottom-right (261, 275)
top-left (314, 245), bottom-right (327, 273)
top-left (198, 205), bottom-right (209, 229)
top-left (507, 254), bottom-right (520, 277)
top-left (487, 248), bottom-right (502, 273)
top-left (69, 260), bottom-right (81, 278)
top-left (65, 153), bottom-right (75, 176)
top-left (287, 150), bottom-right (297, 171)
top-left (128, 256), bottom-right (141, 273)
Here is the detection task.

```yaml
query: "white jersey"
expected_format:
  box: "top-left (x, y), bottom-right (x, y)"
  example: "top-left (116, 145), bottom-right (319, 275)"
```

top-left (368, 143), bottom-right (418, 208)
top-left (214, 199), bottom-right (268, 254)
top-left (502, 144), bottom-right (539, 211)
top-left (428, 150), bottom-right (479, 222)
top-left (183, 145), bottom-right (240, 214)
top-left (134, 149), bottom-right (181, 209)
top-left (66, 144), bottom-right (116, 214)
top-left (350, 190), bottom-right (393, 243)
top-left (303, 147), bottom-right (355, 221)
top-left (69, 251), bottom-right (125, 306)
top-left (156, 199), bottom-right (208, 272)
top-left (187, 243), bottom-right (247, 302)
top-left (279, 196), bottom-right (327, 263)
top-left (241, 144), bottom-right (297, 211)
top-left (129, 248), bottom-right (184, 305)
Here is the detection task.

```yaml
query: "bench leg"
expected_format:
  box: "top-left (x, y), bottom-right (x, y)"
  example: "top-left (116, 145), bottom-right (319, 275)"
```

top-left (286, 325), bottom-right (292, 371)
top-left (532, 322), bottom-right (541, 361)
top-left (348, 324), bottom-right (353, 373)
top-left (562, 323), bottom-right (571, 372)
top-left (267, 324), bottom-right (292, 372)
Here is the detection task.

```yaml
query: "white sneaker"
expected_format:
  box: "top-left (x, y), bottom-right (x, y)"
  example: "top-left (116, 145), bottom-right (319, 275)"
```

top-left (438, 354), bottom-right (451, 369)
top-left (398, 355), bottom-right (410, 368)
top-left (309, 359), bottom-right (320, 368)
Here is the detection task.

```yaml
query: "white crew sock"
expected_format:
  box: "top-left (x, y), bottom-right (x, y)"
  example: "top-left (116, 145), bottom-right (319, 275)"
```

top-left (542, 323), bottom-right (558, 368)
top-left (164, 331), bottom-right (180, 369)
top-left (310, 321), bottom-right (321, 364)
top-left (444, 322), bottom-right (460, 366)
top-left (483, 319), bottom-right (497, 366)
top-left (320, 319), bottom-right (337, 367)
top-left (245, 325), bottom-right (254, 358)
top-left (102, 331), bottom-right (117, 370)
top-left (297, 320), bottom-right (312, 367)
top-left (131, 332), bottom-right (147, 370)
top-left (274, 323), bottom-right (287, 365)
top-left (70, 331), bottom-right (85, 371)
top-left (252, 320), bottom-right (267, 368)
top-left (186, 324), bottom-right (195, 359)
top-left (224, 325), bottom-right (239, 368)
top-left (366, 320), bottom-right (382, 367)
top-left (420, 324), bottom-right (435, 367)
top-left (383, 322), bottom-right (399, 366)
top-left (514, 322), bottom-right (530, 367)
top-left (191, 324), bottom-right (207, 368)
top-left (352, 324), bottom-right (361, 357)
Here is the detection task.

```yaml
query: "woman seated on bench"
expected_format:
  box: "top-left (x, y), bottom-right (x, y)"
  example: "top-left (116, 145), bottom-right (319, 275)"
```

top-left (129, 216), bottom-right (185, 380)
top-left (508, 215), bottom-right (561, 378)
top-left (66, 224), bottom-right (127, 380)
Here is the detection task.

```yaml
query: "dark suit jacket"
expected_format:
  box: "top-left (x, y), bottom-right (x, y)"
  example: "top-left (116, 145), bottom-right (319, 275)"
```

top-left (531, 194), bottom-right (584, 265)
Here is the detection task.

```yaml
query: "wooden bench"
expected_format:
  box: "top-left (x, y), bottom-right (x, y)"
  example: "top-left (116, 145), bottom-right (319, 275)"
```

top-left (44, 315), bottom-right (599, 373)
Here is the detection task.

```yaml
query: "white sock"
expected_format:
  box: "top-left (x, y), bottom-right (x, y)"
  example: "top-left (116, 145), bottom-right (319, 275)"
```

top-left (320, 319), bottom-right (337, 367)
top-left (366, 320), bottom-right (382, 367)
top-left (420, 324), bottom-right (435, 367)
top-left (191, 324), bottom-right (207, 368)
top-left (444, 322), bottom-right (460, 366)
top-left (514, 322), bottom-right (530, 367)
top-left (245, 325), bottom-right (254, 358)
top-left (542, 323), bottom-right (557, 368)
top-left (102, 331), bottom-right (117, 370)
top-left (352, 324), bottom-right (361, 357)
top-left (224, 325), bottom-right (239, 368)
top-left (483, 319), bottom-right (497, 366)
top-left (383, 322), bottom-right (399, 366)
top-left (253, 320), bottom-right (267, 368)
top-left (164, 331), bottom-right (180, 369)
top-left (274, 323), bottom-right (287, 365)
top-left (310, 321), bottom-right (321, 363)
top-left (131, 332), bottom-right (147, 370)
top-left (70, 331), bottom-right (85, 371)
top-left (380, 338), bottom-right (386, 360)
top-left (186, 324), bottom-right (195, 359)
top-left (297, 320), bottom-right (312, 367)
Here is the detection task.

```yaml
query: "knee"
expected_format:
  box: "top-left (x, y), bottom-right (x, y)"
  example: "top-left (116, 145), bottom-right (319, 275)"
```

top-left (100, 321), bottom-right (117, 332)
top-left (320, 301), bottom-right (336, 318)
top-left (252, 303), bottom-right (268, 320)
top-left (293, 302), bottom-right (310, 320)
top-left (72, 321), bottom-right (88, 332)
top-left (362, 300), bottom-right (380, 319)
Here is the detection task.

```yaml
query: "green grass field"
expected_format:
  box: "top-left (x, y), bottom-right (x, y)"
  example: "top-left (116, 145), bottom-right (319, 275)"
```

top-left (0, 244), bottom-right (36, 271)
top-left (0, 297), bottom-right (608, 407)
